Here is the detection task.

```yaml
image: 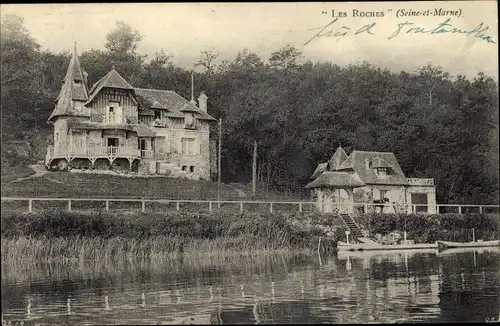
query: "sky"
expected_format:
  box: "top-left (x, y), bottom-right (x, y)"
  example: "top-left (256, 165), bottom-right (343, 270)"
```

top-left (1, 1), bottom-right (498, 78)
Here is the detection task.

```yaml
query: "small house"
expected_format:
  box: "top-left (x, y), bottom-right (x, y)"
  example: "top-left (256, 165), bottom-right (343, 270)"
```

top-left (305, 146), bottom-right (437, 214)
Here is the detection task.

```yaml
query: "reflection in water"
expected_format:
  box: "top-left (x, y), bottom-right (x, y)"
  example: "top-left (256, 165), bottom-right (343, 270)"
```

top-left (1, 248), bottom-right (499, 324)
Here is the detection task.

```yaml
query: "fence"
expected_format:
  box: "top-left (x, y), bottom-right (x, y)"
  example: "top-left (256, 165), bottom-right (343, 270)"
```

top-left (1, 197), bottom-right (498, 215)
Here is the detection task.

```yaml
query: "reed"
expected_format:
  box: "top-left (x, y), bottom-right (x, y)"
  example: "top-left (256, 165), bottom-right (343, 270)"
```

top-left (1, 210), bottom-right (343, 264)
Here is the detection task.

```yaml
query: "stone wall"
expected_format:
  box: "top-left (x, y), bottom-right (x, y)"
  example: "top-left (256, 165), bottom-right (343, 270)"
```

top-left (153, 128), bottom-right (211, 180)
top-left (53, 118), bottom-right (69, 154)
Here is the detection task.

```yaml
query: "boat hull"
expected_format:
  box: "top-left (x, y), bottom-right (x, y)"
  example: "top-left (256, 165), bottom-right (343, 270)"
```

top-left (337, 241), bottom-right (438, 251)
top-left (436, 240), bottom-right (500, 249)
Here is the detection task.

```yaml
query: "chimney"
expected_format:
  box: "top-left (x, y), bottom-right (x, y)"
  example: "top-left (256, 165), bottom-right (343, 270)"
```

top-left (198, 91), bottom-right (208, 113)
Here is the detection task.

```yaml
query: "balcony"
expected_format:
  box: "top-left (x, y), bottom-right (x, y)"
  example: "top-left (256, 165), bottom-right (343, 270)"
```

top-left (47, 146), bottom-right (141, 159)
top-left (102, 114), bottom-right (127, 124)
top-left (151, 119), bottom-right (169, 128)
top-left (407, 178), bottom-right (434, 186)
top-left (140, 149), bottom-right (154, 159)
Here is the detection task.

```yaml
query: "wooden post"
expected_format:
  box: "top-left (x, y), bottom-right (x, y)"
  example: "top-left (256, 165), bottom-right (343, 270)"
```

top-left (209, 201), bottom-right (213, 212)
top-left (252, 139), bottom-right (257, 198)
top-left (176, 202), bottom-right (180, 211)
top-left (364, 203), bottom-right (368, 214)
top-left (458, 205), bottom-right (462, 214)
top-left (105, 200), bottom-right (109, 211)
top-left (28, 199), bottom-right (33, 212)
top-left (472, 228), bottom-right (475, 242)
top-left (68, 199), bottom-right (72, 211)
top-left (240, 202), bottom-right (243, 213)
top-left (141, 200), bottom-right (146, 213)
top-left (479, 206), bottom-right (483, 214)
top-left (299, 202), bottom-right (303, 213)
top-left (270, 202), bottom-right (273, 213)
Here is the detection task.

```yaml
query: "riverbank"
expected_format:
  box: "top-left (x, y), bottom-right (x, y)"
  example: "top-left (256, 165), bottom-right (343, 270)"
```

top-left (1, 210), bottom-right (347, 263)
top-left (353, 213), bottom-right (500, 244)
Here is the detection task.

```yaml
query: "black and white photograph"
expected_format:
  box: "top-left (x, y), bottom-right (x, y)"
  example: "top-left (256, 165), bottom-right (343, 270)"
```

top-left (1, 1), bottom-right (499, 324)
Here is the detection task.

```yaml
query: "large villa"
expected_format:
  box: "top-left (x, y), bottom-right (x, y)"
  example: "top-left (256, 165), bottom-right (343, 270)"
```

top-left (45, 45), bottom-right (217, 180)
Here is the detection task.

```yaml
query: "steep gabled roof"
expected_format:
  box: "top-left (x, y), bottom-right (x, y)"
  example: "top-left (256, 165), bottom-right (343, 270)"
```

top-left (134, 88), bottom-right (216, 121)
top-left (371, 157), bottom-right (394, 169)
top-left (134, 123), bottom-right (156, 137)
top-left (310, 162), bottom-right (328, 180)
top-left (48, 44), bottom-right (89, 121)
top-left (86, 69), bottom-right (135, 105)
top-left (339, 151), bottom-right (407, 185)
top-left (328, 146), bottom-right (348, 171)
top-left (305, 171), bottom-right (366, 189)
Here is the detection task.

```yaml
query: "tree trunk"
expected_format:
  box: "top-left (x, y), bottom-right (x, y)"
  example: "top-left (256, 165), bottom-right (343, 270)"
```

top-left (252, 139), bottom-right (258, 198)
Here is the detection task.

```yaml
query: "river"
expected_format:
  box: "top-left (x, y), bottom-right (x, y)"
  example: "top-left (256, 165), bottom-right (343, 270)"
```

top-left (2, 248), bottom-right (499, 324)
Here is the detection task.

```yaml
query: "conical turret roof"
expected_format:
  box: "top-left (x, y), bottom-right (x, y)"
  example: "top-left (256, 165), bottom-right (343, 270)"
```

top-left (48, 43), bottom-right (89, 121)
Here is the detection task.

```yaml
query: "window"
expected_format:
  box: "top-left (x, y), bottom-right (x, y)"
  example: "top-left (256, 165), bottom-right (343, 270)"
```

top-left (380, 190), bottom-right (389, 200)
top-left (182, 165), bottom-right (187, 171)
top-left (377, 168), bottom-right (388, 179)
top-left (181, 138), bottom-right (196, 155)
top-left (154, 110), bottom-right (162, 120)
top-left (190, 166), bottom-right (195, 173)
top-left (73, 136), bottom-right (86, 148)
top-left (184, 113), bottom-right (196, 129)
top-left (107, 137), bottom-right (119, 147)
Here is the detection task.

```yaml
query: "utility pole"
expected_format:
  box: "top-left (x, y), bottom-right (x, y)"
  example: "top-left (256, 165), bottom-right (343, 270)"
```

top-left (217, 118), bottom-right (222, 208)
top-left (252, 139), bottom-right (257, 199)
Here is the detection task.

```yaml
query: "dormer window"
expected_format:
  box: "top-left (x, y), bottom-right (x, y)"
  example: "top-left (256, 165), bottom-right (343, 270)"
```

top-left (154, 110), bottom-right (161, 120)
top-left (184, 112), bottom-right (196, 129)
top-left (377, 168), bottom-right (388, 179)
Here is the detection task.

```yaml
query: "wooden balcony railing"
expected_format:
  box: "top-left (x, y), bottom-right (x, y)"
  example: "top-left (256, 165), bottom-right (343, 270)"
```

top-left (407, 178), bottom-right (434, 186)
top-left (102, 114), bottom-right (127, 124)
top-left (140, 149), bottom-right (154, 159)
top-left (47, 146), bottom-right (140, 158)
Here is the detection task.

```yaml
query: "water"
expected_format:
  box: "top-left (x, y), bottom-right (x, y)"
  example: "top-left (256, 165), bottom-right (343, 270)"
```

top-left (2, 248), bottom-right (499, 324)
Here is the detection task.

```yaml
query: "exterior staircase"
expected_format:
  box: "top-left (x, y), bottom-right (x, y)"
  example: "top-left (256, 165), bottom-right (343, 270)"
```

top-left (339, 213), bottom-right (381, 244)
top-left (339, 213), bottom-right (364, 240)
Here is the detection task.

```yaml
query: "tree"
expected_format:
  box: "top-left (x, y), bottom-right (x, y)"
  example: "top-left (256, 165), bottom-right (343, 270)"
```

top-left (105, 21), bottom-right (142, 55)
top-left (1, 14), bottom-right (42, 139)
top-left (196, 48), bottom-right (219, 75)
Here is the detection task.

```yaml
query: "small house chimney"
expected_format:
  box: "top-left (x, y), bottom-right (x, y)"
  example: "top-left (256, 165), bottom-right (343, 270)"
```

top-left (198, 91), bottom-right (208, 113)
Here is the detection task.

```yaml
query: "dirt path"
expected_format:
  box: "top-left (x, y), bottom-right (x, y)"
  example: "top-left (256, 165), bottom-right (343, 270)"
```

top-left (10, 164), bottom-right (49, 183)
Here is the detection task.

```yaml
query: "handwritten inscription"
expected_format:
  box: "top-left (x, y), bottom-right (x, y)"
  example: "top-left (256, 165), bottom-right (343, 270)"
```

top-left (305, 18), bottom-right (496, 46)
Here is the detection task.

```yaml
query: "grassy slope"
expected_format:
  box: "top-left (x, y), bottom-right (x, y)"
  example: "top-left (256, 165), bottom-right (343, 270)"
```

top-left (0, 166), bottom-right (36, 183)
top-left (1, 171), bottom-right (307, 201)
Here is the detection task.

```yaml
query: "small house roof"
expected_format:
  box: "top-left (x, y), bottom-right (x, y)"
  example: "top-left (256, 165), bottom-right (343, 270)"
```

top-left (339, 151), bottom-right (407, 185)
top-left (328, 146), bottom-right (348, 171)
top-left (371, 157), bottom-right (394, 169)
top-left (305, 171), bottom-right (366, 189)
top-left (310, 162), bottom-right (328, 180)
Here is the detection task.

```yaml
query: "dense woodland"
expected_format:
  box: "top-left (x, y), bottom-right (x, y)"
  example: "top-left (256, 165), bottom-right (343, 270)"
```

top-left (1, 15), bottom-right (499, 204)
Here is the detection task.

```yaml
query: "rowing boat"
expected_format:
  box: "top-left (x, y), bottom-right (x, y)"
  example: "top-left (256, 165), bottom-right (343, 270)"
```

top-left (337, 241), bottom-right (438, 251)
top-left (436, 240), bottom-right (500, 249)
